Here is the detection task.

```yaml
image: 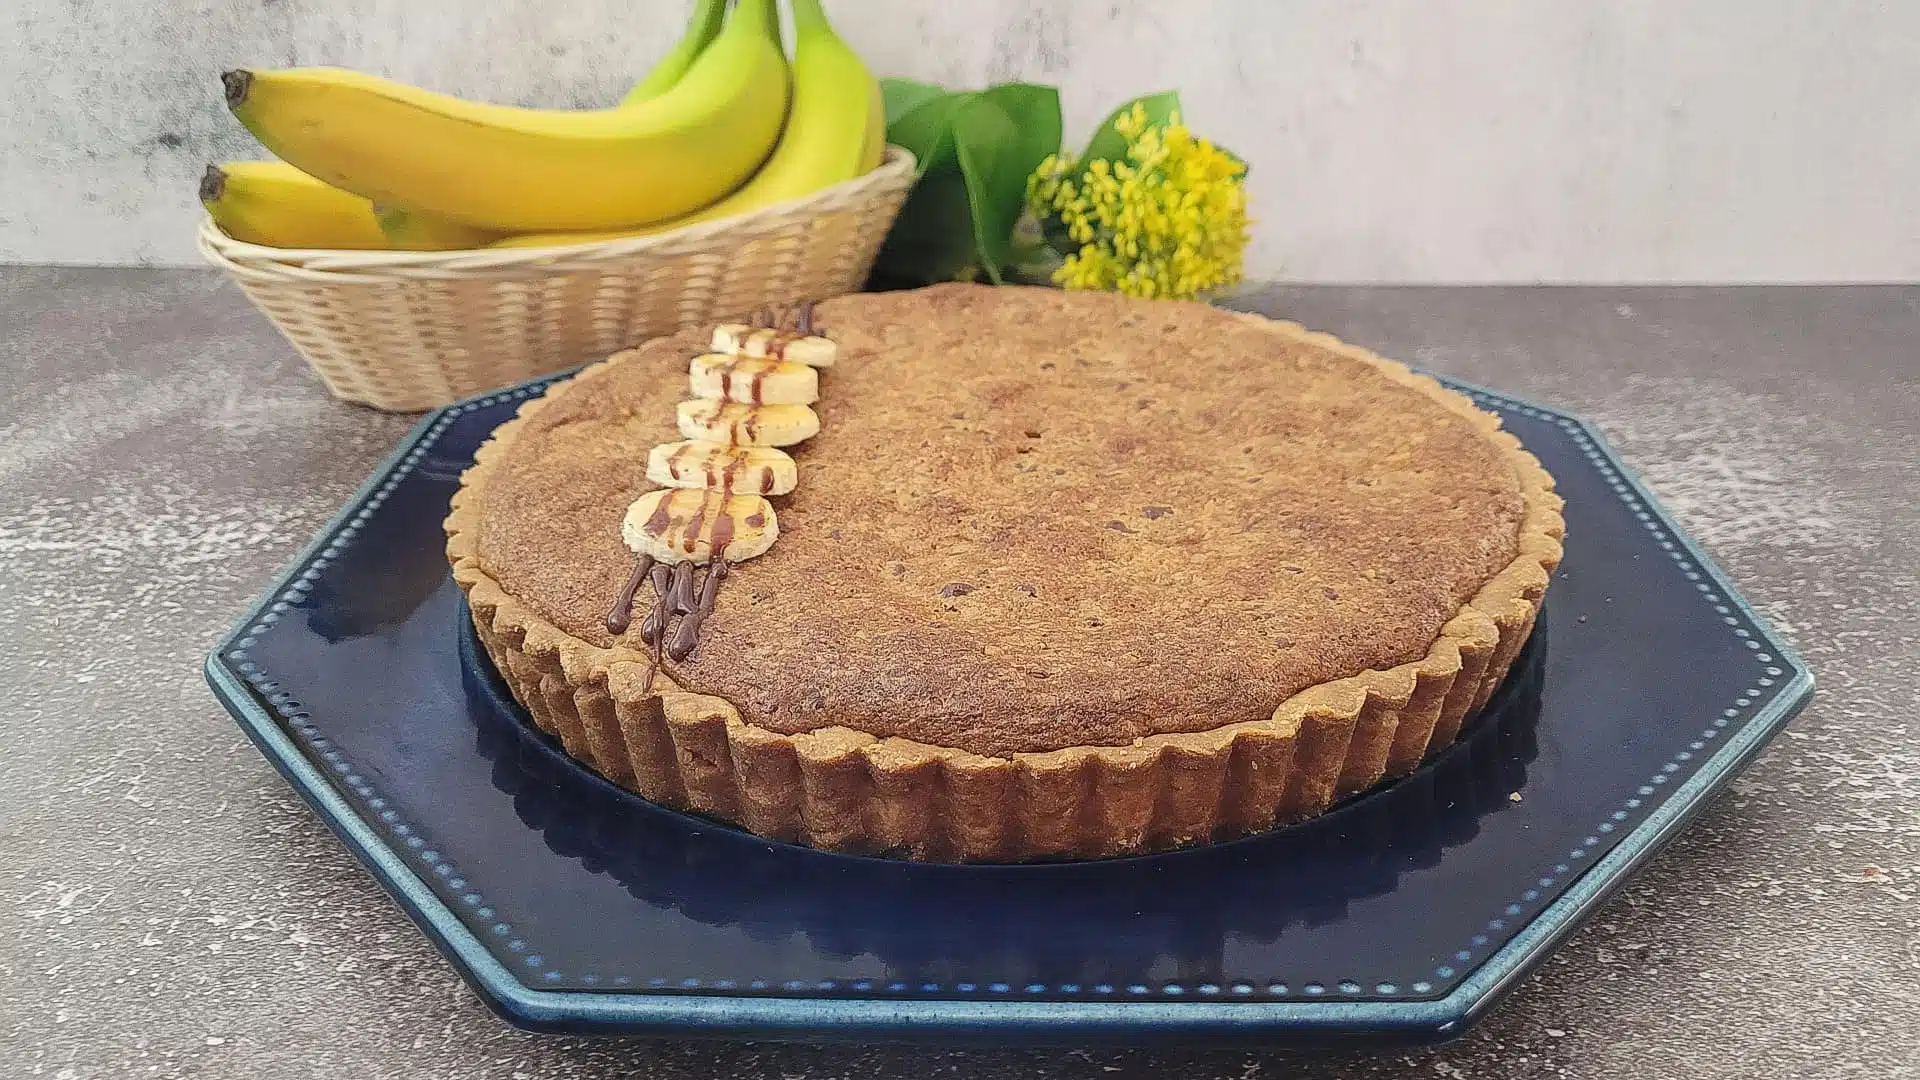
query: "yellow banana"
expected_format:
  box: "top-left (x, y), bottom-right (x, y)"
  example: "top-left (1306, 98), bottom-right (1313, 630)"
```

top-left (490, 0), bottom-right (884, 250)
top-left (201, 161), bottom-right (498, 250)
top-left (207, 1), bottom-right (725, 250)
top-left (222, 0), bottom-right (790, 232)
top-left (201, 160), bottom-right (391, 249)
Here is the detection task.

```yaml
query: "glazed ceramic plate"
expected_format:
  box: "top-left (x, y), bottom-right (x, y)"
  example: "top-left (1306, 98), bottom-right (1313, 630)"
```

top-left (205, 369), bottom-right (1811, 1045)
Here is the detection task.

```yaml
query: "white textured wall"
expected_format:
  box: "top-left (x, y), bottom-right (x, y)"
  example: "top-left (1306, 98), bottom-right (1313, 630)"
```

top-left (4, 0), bottom-right (1917, 282)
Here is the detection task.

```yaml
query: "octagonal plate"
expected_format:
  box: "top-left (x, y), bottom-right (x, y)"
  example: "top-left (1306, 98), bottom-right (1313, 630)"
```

top-left (205, 369), bottom-right (1811, 1045)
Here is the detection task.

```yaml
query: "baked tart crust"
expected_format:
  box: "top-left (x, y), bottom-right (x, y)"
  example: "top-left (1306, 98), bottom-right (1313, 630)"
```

top-left (445, 286), bottom-right (1564, 862)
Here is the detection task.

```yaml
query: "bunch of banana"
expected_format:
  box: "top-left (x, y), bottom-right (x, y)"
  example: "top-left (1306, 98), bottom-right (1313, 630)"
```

top-left (205, 0), bottom-right (886, 252)
top-left (622, 320), bottom-right (840, 568)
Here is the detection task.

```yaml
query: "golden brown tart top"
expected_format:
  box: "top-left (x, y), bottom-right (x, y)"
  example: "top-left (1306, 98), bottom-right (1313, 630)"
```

top-left (470, 284), bottom-right (1528, 758)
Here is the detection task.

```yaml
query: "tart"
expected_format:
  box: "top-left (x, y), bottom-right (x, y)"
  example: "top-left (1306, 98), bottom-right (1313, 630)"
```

top-left (446, 284), bottom-right (1564, 862)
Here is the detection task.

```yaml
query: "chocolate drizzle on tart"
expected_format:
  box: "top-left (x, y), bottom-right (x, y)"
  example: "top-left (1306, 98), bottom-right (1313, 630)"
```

top-left (638, 562), bottom-right (673, 645)
top-left (668, 558), bottom-right (730, 661)
top-left (604, 553), bottom-right (654, 635)
top-left (666, 559), bottom-right (697, 613)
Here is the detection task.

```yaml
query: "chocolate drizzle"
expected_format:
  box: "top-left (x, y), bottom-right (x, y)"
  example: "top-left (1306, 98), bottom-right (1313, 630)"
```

top-left (637, 562), bottom-right (675, 692)
top-left (644, 489), bottom-right (679, 536)
top-left (666, 559), bottom-right (697, 613)
top-left (604, 553), bottom-right (654, 634)
top-left (638, 563), bottom-right (673, 644)
top-left (666, 442), bottom-right (695, 482)
top-left (681, 492), bottom-right (712, 556)
top-left (666, 443), bottom-right (764, 496)
top-left (668, 559), bottom-right (730, 661)
top-left (744, 363), bottom-right (768, 405)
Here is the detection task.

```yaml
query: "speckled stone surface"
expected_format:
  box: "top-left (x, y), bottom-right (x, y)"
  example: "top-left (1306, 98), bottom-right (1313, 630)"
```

top-left (1, 267), bottom-right (1913, 1078)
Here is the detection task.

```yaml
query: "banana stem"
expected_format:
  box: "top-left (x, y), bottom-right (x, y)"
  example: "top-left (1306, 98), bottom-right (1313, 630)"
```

top-left (732, 0), bottom-right (781, 42)
top-left (621, 0), bottom-right (730, 104)
top-left (198, 165), bottom-right (226, 204)
top-left (221, 70), bottom-right (252, 109)
top-left (787, 0), bottom-right (830, 34)
top-left (688, 0), bottom-right (728, 38)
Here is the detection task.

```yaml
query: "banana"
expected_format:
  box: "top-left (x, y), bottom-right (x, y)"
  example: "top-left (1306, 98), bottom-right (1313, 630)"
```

top-left (222, 0), bottom-right (790, 232)
top-left (203, 161), bottom-right (498, 250)
top-left (486, 0), bottom-right (885, 249)
top-left (646, 441), bottom-right (798, 496)
top-left (689, 353), bottom-right (819, 405)
top-left (677, 400), bottom-right (820, 447)
top-left (673, 0), bottom-right (882, 213)
top-left (210, 2), bottom-right (721, 251)
top-left (620, 0), bottom-right (729, 105)
top-left (200, 161), bottom-right (391, 249)
top-left (623, 488), bottom-right (778, 565)
top-left (710, 324), bottom-right (839, 367)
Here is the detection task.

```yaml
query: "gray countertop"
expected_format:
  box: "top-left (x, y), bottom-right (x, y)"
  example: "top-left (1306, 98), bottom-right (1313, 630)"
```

top-left (2, 267), bottom-right (1914, 1079)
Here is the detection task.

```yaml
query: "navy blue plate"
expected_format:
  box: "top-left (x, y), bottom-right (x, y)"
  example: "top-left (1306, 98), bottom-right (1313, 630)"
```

top-left (206, 371), bottom-right (1811, 1045)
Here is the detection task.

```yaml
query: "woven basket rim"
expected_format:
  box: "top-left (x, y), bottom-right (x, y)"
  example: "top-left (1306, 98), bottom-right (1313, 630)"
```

top-left (200, 145), bottom-right (916, 281)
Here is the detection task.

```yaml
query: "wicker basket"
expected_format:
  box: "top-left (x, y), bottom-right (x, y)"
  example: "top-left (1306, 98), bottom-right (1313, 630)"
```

top-left (200, 147), bottom-right (916, 411)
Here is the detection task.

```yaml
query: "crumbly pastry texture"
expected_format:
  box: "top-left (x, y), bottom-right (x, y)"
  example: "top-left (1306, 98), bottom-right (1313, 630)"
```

top-left (446, 284), bottom-right (1565, 862)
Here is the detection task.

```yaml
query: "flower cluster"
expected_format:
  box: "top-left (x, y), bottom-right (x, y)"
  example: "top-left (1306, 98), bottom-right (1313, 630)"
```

top-left (1026, 103), bottom-right (1249, 301)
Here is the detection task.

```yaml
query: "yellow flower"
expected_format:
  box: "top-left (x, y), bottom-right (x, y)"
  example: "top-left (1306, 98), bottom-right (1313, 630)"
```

top-left (1029, 103), bottom-right (1249, 300)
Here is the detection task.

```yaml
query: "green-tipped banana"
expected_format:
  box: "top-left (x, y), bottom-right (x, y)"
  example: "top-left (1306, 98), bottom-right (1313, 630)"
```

top-left (621, 0), bottom-right (729, 104)
top-left (222, 0), bottom-right (790, 232)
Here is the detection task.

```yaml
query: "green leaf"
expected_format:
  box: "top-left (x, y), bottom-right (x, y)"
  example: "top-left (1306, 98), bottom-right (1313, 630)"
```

top-left (978, 83), bottom-right (1063, 157)
top-left (875, 80), bottom-right (1068, 286)
top-left (978, 82), bottom-right (1063, 213)
top-left (880, 77), bottom-right (947, 126)
top-left (952, 85), bottom-right (1061, 284)
top-left (886, 91), bottom-right (972, 177)
top-left (872, 167), bottom-right (983, 285)
top-left (950, 96), bottom-right (1017, 283)
top-left (1079, 89), bottom-right (1183, 165)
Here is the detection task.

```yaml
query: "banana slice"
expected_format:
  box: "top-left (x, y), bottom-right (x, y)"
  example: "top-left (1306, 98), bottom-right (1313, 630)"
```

top-left (676, 400), bottom-right (819, 447)
top-left (646, 440), bottom-right (797, 495)
top-left (688, 353), bottom-right (818, 405)
top-left (711, 324), bottom-right (837, 368)
top-left (622, 488), bottom-right (778, 565)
